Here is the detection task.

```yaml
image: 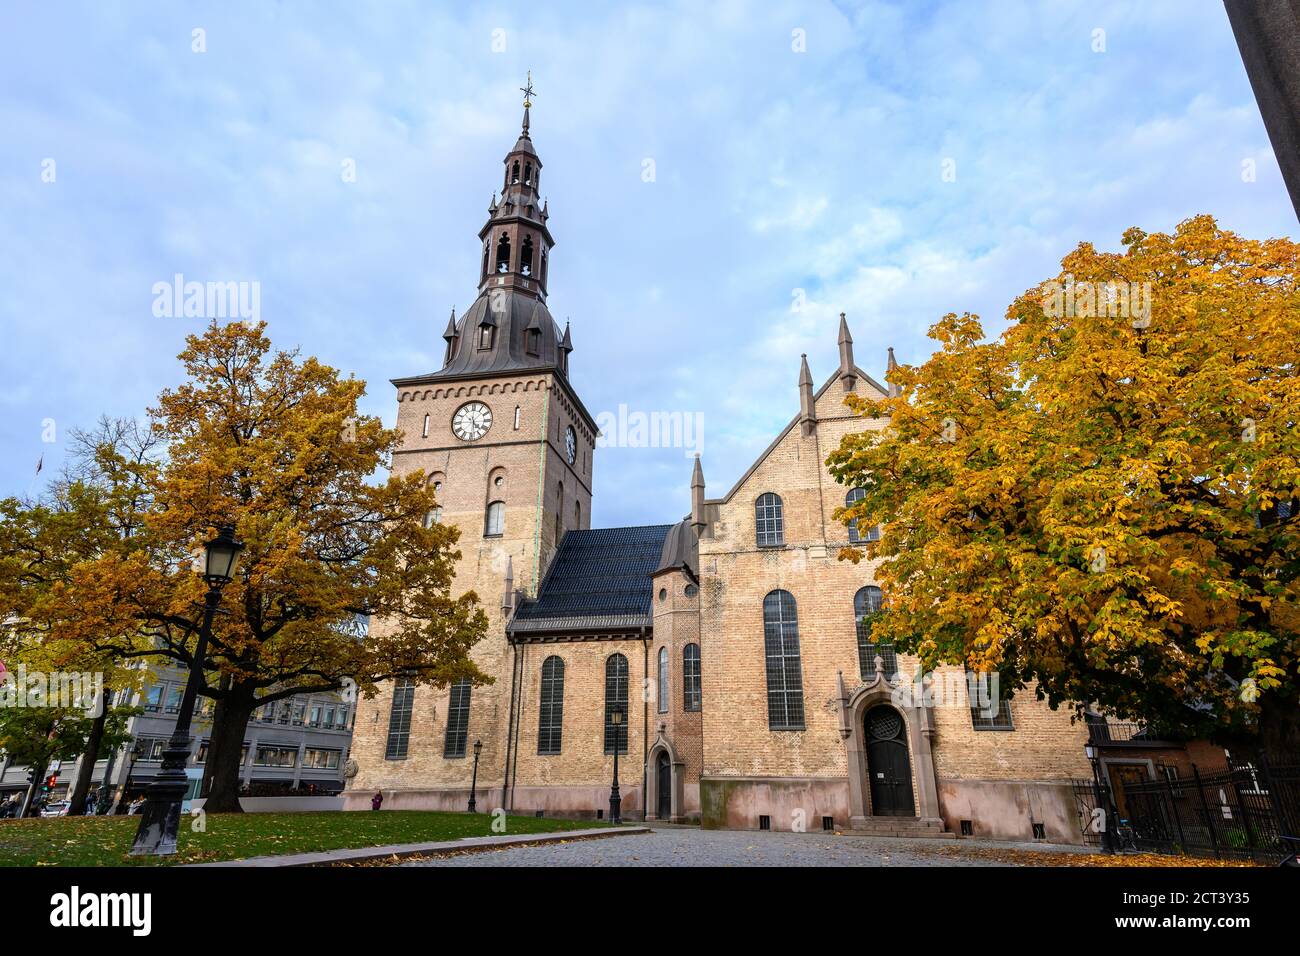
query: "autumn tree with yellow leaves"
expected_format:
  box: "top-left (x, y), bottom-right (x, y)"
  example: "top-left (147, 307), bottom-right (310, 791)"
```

top-left (829, 216), bottom-right (1300, 754)
top-left (1, 322), bottom-right (488, 812)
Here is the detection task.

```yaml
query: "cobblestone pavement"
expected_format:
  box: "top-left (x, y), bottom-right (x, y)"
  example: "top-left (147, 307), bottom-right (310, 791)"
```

top-left (403, 826), bottom-right (1095, 867)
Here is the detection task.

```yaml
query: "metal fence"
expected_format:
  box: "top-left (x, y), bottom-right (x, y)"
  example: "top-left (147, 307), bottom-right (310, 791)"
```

top-left (1072, 760), bottom-right (1300, 863)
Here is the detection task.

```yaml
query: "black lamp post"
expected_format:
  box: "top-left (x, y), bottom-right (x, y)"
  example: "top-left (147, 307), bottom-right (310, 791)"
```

top-left (608, 704), bottom-right (624, 825)
top-left (131, 525), bottom-right (243, 856)
top-left (468, 739), bottom-right (482, 812)
top-left (1084, 742), bottom-right (1115, 855)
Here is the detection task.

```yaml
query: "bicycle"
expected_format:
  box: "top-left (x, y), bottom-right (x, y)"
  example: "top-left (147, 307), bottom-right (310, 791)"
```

top-left (1279, 835), bottom-right (1300, 867)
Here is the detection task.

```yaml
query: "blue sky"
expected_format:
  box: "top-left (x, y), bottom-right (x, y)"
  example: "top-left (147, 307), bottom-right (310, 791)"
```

top-left (0, 0), bottom-right (1292, 527)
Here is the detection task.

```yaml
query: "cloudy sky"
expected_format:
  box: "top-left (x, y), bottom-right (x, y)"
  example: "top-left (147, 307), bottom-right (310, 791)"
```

top-left (0, 0), bottom-right (1292, 527)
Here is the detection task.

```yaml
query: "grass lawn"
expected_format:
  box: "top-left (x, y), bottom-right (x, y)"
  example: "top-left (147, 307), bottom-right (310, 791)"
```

top-left (0, 810), bottom-right (602, 867)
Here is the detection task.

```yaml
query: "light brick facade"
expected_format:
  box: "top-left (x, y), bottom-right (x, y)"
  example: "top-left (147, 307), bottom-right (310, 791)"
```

top-left (344, 101), bottom-right (1096, 845)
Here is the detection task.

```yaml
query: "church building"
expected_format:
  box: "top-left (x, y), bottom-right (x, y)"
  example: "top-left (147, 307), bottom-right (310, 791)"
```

top-left (345, 94), bottom-right (1094, 844)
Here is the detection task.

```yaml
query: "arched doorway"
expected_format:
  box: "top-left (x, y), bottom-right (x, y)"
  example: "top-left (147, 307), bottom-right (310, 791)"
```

top-left (864, 705), bottom-right (915, 816)
top-left (656, 750), bottom-right (672, 819)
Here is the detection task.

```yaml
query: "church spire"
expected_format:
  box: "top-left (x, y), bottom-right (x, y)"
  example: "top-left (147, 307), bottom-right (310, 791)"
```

top-left (886, 347), bottom-right (901, 398)
top-left (799, 354), bottom-right (816, 436)
top-left (442, 307), bottom-right (459, 365)
top-left (837, 312), bottom-right (857, 391)
top-left (478, 74), bottom-right (553, 302)
top-left (690, 454), bottom-right (706, 534)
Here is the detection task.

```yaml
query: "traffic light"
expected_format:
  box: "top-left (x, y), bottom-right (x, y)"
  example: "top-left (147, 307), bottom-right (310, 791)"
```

top-left (42, 774), bottom-right (57, 793)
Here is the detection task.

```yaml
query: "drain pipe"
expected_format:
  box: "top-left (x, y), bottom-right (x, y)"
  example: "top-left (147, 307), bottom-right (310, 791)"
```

top-left (501, 640), bottom-right (518, 811)
top-left (641, 626), bottom-right (649, 822)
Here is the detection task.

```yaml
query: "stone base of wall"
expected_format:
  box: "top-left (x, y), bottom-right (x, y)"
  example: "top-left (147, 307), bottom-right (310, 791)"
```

top-left (342, 785), bottom-right (645, 820)
top-left (700, 776), bottom-right (851, 831)
top-left (936, 778), bottom-right (1083, 845)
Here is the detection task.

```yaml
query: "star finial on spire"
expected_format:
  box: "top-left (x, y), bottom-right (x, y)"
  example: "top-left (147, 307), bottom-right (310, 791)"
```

top-left (520, 71), bottom-right (535, 109)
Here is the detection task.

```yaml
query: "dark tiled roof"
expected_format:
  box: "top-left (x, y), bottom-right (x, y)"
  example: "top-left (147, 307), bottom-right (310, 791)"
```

top-left (508, 525), bottom-right (672, 636)
top-left (653, 517), bottom-right (698, 579)
top-left (392, 290), bottom-right (564, 385)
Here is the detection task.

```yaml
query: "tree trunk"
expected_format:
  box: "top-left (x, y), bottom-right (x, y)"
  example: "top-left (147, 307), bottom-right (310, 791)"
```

top-left (20, 758), bottom-right (48, 818)
top-left (201, 684), bottom-right (256, 813)
top-left (66, 686), bottom-right (111, 815)
top-left (200, 673), bottom-right (231, 798)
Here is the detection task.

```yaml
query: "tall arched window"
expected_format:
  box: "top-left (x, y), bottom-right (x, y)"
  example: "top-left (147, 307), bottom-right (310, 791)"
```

top-left (683, 643), bottom-right (701, 712)
top-left (496, 233), bottom-right (511, 273)
top-left (524, 162), bottom-right (533, 185)
top-left (485, 501), bottom-right (505, 537)
top-left (537, 656), bottom-right (564, 755)
top-left (657, 647), bottom-right (669, 713)
top-left (421, 413), bottom-right (430, 438)
top-left (384, 677), bottom-right (415, 760)
top-left (604, 653), bottom-right (628, 754)
top-left (846, 487), bottom-right (879, 543)
top-left (755, 493), bottom-right (785, 547)
top-left (855, 586), bottom-right (895, 680)
top-left (521, 235), bottom-right (535, 276)
top-left (511, 160), bottom-right (520, 184)
top-left (443, 679), bottom-right (471, 757)
top-left (762, 589), bottom-right (804, 729)
top-left (424, 477), bottom-right (442, 528)
top-left (574, 499), bottom-right (581, 529)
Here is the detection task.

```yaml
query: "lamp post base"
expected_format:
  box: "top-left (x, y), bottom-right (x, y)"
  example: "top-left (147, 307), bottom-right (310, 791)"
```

top-left (128, 736), bottom-right (191, 856)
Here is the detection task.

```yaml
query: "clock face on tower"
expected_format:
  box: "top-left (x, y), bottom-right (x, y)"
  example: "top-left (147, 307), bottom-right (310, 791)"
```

top-left (452, 402), bottom-right (492, 441)
top-left (565, 425), bottom-right (577, 464)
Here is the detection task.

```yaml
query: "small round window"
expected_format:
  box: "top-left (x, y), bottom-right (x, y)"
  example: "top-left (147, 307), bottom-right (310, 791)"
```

top-left (658, 588), bottom-right (667, 602)
top-left (494, 475), bottom-right (504, 488)
top-left (684, 584), bottom-right (698, 598)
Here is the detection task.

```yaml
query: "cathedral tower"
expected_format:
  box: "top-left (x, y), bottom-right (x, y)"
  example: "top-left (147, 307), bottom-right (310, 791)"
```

top-left (346, 82), bottom-right (597, 808)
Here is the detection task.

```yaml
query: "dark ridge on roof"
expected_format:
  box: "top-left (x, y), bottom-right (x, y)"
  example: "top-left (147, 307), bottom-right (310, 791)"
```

top-left (509, 525), bottom-right (672, 634)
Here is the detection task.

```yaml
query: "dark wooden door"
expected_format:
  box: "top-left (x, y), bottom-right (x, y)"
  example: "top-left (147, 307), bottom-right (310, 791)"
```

top-left (656, 751), bottom-right (671, 818)
top-left (865, 706), bottom-right (915, 816)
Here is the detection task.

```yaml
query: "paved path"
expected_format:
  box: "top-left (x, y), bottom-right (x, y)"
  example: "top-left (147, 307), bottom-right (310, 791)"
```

top-left (402, 826), bottom-right (1093, 867)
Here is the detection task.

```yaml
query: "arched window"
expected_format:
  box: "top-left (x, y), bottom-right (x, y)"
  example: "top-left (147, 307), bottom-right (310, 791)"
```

top-left (854, 586), bottom-right (895, 680)
top-left (421, 413), bottom-right (430, 439)
top-left (443, 679), bottom-right (471, 757)
top-left (521, 235), bottom-right (535, 276)
top-left (683, 643), bottom-right (701, 712)
top-left (540, 248), bottom-right (547, 284)
top-left (511, 160), bottom-right (520, 184)
top-left (537, 656), bottom-right (564, 755)
top-left (604, 653), bottom-right (628, 754)
top-left (846, 488), bottom-right (880, 543)
top-left (481, 241), bottom-right (490, 280)
top-left (524, 162), bottom-right (533, 186)
top-left (496, 233), bottom-right (511, 273)
top-left (657, 646), bottom-right (669, 713)
top-left (574, 499), bottom-right (581, 529)
top-left (513, 405), bottom-right (521, 429)
top-left (762, 589), bottom-right (804, 730)
top-left (485, 501), bottom-right (505, 537)
top-left (431, 478), bottom-right (447, 530)
top-left (755, 493), bottom-right (785, 547)
top-left (384, 677), bottom-right (415, 760)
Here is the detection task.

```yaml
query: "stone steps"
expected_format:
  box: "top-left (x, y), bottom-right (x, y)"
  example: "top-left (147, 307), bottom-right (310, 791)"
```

top-left (847, 817), bottom-right (956, 839)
